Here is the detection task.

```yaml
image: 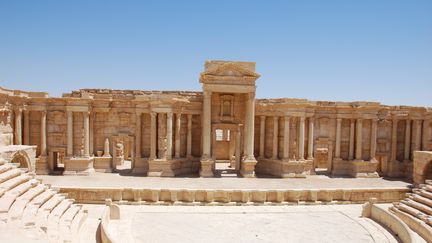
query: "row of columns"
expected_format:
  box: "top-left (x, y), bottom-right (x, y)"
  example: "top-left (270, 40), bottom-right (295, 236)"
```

top-left (391, 119), bottom-right (424, 162)
top-left (137, 112), bottom-right (193, 160)
top-left (65, 111), bottom-right (90, 158)
top-left (258, 116), bottom-right (314, 161)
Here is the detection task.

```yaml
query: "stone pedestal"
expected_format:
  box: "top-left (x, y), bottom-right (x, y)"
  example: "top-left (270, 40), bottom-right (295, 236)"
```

top-left (199, 158), bottom-right (215, 177)
top-left (131, 157), bottom-right (149, 174)
top-left (240, 157), bottom-right (257, 178)
top-left (148, 159), bottom-right (175, 177)
top-left (35, 156), bottom-right (50, 175)
top-left (63, 157), bottom-right (95, 176)
top-left (93, 157), bottom-right (113, 173)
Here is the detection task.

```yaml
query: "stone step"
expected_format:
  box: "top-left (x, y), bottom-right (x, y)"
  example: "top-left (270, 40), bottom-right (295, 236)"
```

top-left (8, 184), bottom-right (46, 221)
top-left (410, 194), bottom-right (432, 208)
top-left (46, 199), bottom-right (74, 241)
top-left (22, 189), bottom-right (56, 227)
top-left (0, 168), bottom-right (21, 184)
top-left (402, 198), bottom-right (432, 215)
top-left (0, 179), bottom-right (37, 221)
top-left (0, 174), bottom-right (32, 198)
top-left (423, 185), bottom-right (432, 194)
top-left (70, 210), bottom-right (87, 239)
top-left (395, 203), bottom-right (432, 223)
top-left (0, 164), bottom-right (13, 174)
top-left (35, 194), bottom-right (65, 229)
top-left (425, 180), bottom-right (432, 186)
top-left (418, 189), bottom-right (432, 200)
top-left (0, 159), bottom-right (5, 166)
top-left (57, 205), bottom-right (81, 242)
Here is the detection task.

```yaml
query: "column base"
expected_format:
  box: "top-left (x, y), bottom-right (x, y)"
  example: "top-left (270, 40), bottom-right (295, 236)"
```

top-left (148, 159), bottom-right (175, 177)
top-left (131, 157), bottom-right (148, 175)
top-left (240, 156), bottom-right (257, 178)
top-left (199, 158), bottom-right (215, 177)
top-left (63, 157), bottom-right (95, 176)
top-left (35, 156), bottom-right (50, 175)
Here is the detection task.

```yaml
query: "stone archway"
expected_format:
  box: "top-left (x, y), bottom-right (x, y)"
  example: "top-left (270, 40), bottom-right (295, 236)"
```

top-left (413, 151), bottom-right (432, 184)
top-left (11, 151), bottom-right (32, 172)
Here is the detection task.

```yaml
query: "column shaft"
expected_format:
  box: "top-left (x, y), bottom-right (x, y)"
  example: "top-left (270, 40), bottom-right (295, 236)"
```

top-left (175, 113), bottom-right (181, 158)
top-left (404, 120), bottom-right (411, 160)
top-left (307, 118), bottom-right (314, 160)
top-left (259, 116), bottom-right (266, 159)
top-left (40, 111), bottom-right (47, 156)
top-left (150, 113), bottom-right (157, 160)
top-left (414, 120), bottom-right (422, 151)
top-left (246, 93), bottom-right (256, 160)
top-left (67, 111), bottom-right (73, 157)
top-left (355, 119), bottom-right (363, 160)
top-left (202, 91), bottom-right (212, 159)
top-left (422, 120), bottom-right (429, 150)
top-left (283, 116), bottom-right (290, 160)
top-left (335, 118), bottom-right (342, 159)
top-left (298, 117), bottom-right (305, 160)
top-left (391, 119), bottom-right (398, 162)
top-left (166, 112), bottom-right (173, 160)
top-left (370, 119), bottom-right (377, 160)
top-left (83, 112), bottom-right (90, 157)
top-left (89, 112), bottom-right (94, 156)
top-left (14, 108), bottom-right (22, 145)
top-left (135, 113), bottom-right (141, 158)
top-left (348, 119), bottom-right (355, 160)
top-left (272, 116), bottom-right (278, 159)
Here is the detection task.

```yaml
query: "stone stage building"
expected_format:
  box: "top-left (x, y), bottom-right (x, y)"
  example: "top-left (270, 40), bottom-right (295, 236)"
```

top-left (1, 60), bottom-right (431, 178)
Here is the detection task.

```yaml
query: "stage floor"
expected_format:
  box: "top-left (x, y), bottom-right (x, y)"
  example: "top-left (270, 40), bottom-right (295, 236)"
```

top-left (37, 173), bottom-right (412, 190)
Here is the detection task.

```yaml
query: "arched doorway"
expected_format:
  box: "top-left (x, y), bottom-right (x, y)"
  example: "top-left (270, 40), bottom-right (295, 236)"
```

top-left (11, 151), bottom-right (31, 172)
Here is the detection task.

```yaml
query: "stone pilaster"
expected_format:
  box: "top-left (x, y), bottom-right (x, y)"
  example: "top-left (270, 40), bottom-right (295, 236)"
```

top-left (370, 119), bottom-right (377, 161)
top-left (391, 118), bottom-right (398, 162)
top-left (404, 120), bottom-right (411, 161)
top-left (150, 112), bottom-right (157, 160)
top-left (335, 118), bottom-right (342, 159)
top-left (175, 113), bottom-right (181, 158)
top-left (414, 119), bottom-right (422, 151)
top-left (307, 117), bottom-right (314, 160)
top-left (298, 116), bottom-right (305, 160)
top-left (67, 111), bottom-right (73, 157)
top-left (355, 118), bottom-right (363, 161)
top-left (422, 120), bottom-right (429, 151)
top-left (272, 116), bottom-right (278, 160)
top-left (186, 114), bottom-right (192, 158)
top-left (23, 109), bottom-right (29, 145)
top-left (259, 115), bottom-right (265, 159)
top-left (348, 119), bottom-right (355, 160)
top-left (283, 116), bottom-right (290, 161)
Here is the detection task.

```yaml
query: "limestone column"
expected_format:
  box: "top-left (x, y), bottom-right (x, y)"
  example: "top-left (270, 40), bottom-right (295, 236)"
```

top-left (370, 119), bottom-right (377, 161)
top-left (14, 108), bottom-right (22, 145)
top-left (89, 112), bottom-right (94, 156)
top-left (422, 120), bottom-right (429, 151)
top-left (166, 112), bottom-right (173, 160)
top-left (348, 119), bottom-right (355, 160)
top-left (135, 112), bottom-right (142, 160)
top-left (404, 120), bottom-right (411, 161)
top-left (83, 111), bottom-right (90, 158)
top-left (391, 118), bottom-right (398, 162)
top-left (66, 111), bottom-right (73, 157)
top-left (150, 112), bottom-right (157, 160)
top-left (335, 118), bottom-right (342, 159)
top-left (414, 120), bottom-right (422, 151)
top-left (283, 116), bottom-right (290, 161)
top-left (272, 116), bottom-right (278, 159)
top-left (40, 110), bottom-right (47, 157)
top-left (186, 114), bottom-right (192, 158)
top-left (355, 118), bottom-right (363, 160)
top-left (175, 113), bottom-right (181, 158)
top-left (202, 91), bottom-right (212, 160)
top-left (307, 117), bottom-right (314, 160)
top-left (23, 109), bottom-right (30, 145)
top-left (298, 117), bottom-right (305, 160)
top-left (259, 116), bottom-right (266, 159)
top-left (245, 92), bottom-right (256, 160)
top-left (235, 125), bottom-right (242, 169)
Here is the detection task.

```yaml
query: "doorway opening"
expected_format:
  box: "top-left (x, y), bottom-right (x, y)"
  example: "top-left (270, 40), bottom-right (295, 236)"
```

top-left (52, 151), bottom-right (65, 175)
top-left (213, 127), bottom-right (239, 177)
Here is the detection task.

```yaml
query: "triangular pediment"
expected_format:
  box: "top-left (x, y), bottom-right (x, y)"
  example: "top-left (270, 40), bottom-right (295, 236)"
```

top-left (200, 62), bottom-right (260, 80)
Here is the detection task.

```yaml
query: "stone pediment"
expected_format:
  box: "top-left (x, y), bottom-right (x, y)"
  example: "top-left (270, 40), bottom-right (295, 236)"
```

top-left (200, 61), bottom-right (260, 85)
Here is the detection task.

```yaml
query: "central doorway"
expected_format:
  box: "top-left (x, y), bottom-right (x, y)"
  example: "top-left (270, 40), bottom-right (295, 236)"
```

top-left (212, 124), bottom-right (241, 177)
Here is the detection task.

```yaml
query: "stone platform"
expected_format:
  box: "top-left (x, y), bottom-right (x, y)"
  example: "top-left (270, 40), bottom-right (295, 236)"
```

top-left (37, 173), bottom-right (412, 205)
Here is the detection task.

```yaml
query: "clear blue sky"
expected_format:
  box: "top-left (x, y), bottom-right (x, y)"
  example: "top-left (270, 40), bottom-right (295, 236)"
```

top-left (1, 0), bottom-right (431, 106)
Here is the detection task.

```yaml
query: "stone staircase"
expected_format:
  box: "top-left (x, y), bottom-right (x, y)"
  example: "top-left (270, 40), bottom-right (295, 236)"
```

top-left (0, 159), bottom-right (88, 243)
top-left (390, 180), bottom-right (432, 241)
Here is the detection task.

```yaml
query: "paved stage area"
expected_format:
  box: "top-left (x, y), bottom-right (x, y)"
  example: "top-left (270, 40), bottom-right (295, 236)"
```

top-left (120, 204), bottom-right (399, 243)
top-left (37, 173), bottom-right (411, 190)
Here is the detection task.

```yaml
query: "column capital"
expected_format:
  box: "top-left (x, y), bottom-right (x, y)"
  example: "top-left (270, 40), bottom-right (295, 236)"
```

top-left (273, 116), bottom-right (278, 121)
top-left (260, 115), bottom-right (266, 121)
top-left (300, 116), bottom-right (305, 122)
top-left (150, 112), bottom-right (157, 118)
top-left (41, 110), bottom-right (47, 116)
top-left (247, 92), bottom-right (256, 100)
top-left (308, 117), bottom-right (315, 122)
top-left (336, 118), bottom-right (342, 122)
top-left (357, 118), bottom-right (363, 122)
top-left (203, 90), bottom-right (212, 97)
